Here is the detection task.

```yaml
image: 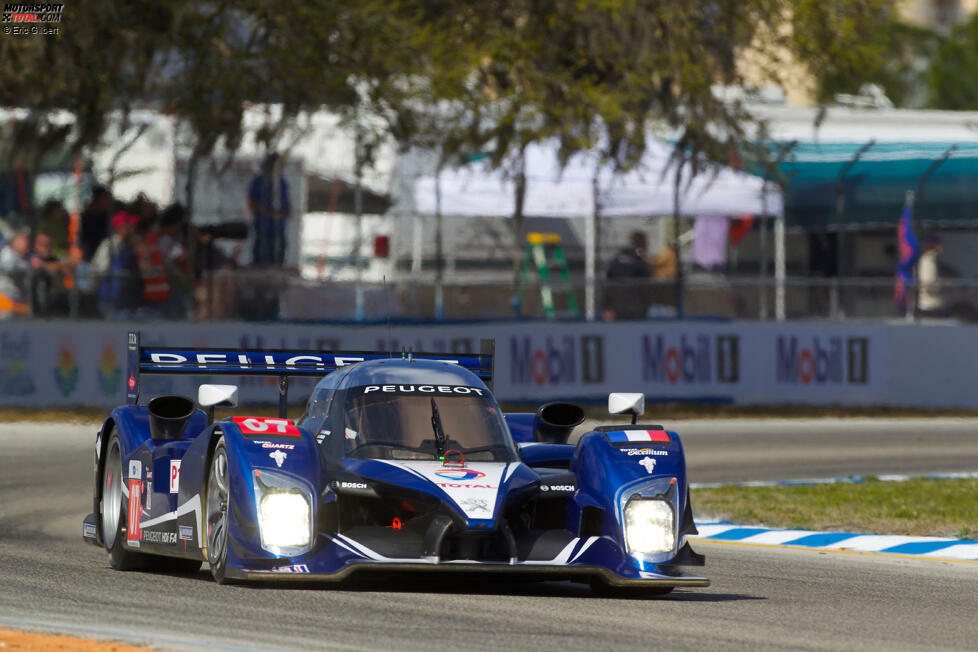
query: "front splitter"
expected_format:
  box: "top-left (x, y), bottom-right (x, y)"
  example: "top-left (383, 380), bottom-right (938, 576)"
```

top-left (230, 560), bottom-right (709, 587)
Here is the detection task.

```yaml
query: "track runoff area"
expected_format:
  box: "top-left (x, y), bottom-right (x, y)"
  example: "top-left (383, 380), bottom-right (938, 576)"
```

top-left (1, 418), bottom-right (977, 651)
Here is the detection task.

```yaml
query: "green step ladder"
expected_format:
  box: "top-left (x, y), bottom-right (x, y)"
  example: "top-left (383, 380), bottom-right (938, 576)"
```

top-left (516, 232), bottom-right (579, 319)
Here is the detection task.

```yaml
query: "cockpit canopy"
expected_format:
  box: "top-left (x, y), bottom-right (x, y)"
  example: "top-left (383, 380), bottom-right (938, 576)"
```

top-left (297, 361), bottom-right (517, 463)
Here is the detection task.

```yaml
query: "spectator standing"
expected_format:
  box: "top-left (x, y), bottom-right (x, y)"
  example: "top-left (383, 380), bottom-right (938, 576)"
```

top-left (80, 185), bottom-right (113, 262)
top-left (37, 200), bottom-right (71, 258)
top-left (157, 204), bottom-right (191, 318)
top-left (135, 213), bottom-right (173, 318)
top-left (248, 153), bottom-right (290, 266)
top-left (603, 231), bottom-right (652, 321)
top-left (29, 231), bottom-right (72, 316)
top-left (648, 243), bottom-right (678, 316)
top-left (918, 234), bottom-right (945, 318)
top-left (0, 229), bottom-right (36, 303)
top-left (92, 211), bottom-right (141, 320)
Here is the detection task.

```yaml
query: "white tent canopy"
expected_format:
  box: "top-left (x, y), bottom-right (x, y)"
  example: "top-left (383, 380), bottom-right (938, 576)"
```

top-left (413, 138), bottom-right (785, 320)
top-left (414, 139), bottom-right (783, 218)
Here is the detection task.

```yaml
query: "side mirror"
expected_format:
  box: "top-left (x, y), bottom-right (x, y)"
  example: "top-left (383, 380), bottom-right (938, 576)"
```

top-left (608, 392), bottom-right (644, 425)
top-left (199, 384), bottom-right (238, 425)
top-left (198, 384), bottom-right (239, 408)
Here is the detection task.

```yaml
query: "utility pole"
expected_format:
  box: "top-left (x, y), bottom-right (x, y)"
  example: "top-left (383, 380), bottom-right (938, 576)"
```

top-left (760, 140), bottom-right (796, 320)
top-left (832, 139), bottom-right (874, 319)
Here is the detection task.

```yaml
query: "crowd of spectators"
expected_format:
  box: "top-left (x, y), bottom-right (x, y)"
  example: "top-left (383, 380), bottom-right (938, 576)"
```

top-left (0, 154), bottom-right (292, 320)
top-left (0, 187), bottom-right (196, 320)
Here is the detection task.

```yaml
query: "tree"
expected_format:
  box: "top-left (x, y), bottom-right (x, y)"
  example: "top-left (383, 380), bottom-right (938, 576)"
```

top-left (928, 13), bottom-right (978, 110)
top-left (367, 1), bottom-right (903, 287)
top-left (0, 1), bottom-right (182, 197)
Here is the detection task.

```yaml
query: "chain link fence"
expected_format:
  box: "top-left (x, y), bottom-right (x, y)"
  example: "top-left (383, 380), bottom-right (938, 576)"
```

top-left (1, 267), bottom-right (970, 322)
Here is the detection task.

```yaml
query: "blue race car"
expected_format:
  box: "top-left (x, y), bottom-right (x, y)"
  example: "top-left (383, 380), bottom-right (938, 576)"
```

top-left (83, 332), bottom-right (707, 595)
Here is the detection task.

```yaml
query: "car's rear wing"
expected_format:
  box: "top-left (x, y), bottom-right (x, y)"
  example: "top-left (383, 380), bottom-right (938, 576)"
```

top-left (126, 331), bottom-right (495, 417)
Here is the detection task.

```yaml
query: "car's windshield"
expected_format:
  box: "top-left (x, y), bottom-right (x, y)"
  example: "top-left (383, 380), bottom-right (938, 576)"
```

top-left (333, 385), bottom-right (516, 462)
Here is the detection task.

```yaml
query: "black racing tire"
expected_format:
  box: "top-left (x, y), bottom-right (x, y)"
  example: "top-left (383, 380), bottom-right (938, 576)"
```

top-left (101, 431), bottom-right (148, 571)
top-left (205, 437), bottom-right (233, 584)
top-left (589, 578), bottom-right (674, 598)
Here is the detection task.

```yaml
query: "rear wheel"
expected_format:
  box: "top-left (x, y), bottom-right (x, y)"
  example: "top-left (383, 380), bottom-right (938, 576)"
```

top-left (205, 438), bottom-right (232, 584)
top-left (101, 432), bottom-right (147, 571)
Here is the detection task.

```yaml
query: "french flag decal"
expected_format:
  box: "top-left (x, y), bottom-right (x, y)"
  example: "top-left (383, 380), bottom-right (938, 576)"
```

top-left (605, 430), bottom-right (671, 444)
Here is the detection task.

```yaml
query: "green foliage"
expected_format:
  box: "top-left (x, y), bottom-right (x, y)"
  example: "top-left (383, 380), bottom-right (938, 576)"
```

top-left (790, 0), bottom-right (895, 104)
top-left (0, 0), bottom-right (905, 197)
top-left (803, 12), bottom-right (940, 108)
top-left (0, 1), bottom-right (179, 170)
top-left (928, 13), bottom-right (978, 110)
top-left (694, 477), bottom-right (978, 538)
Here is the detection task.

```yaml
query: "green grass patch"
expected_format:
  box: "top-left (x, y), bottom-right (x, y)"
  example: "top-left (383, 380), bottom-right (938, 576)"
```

top-left (692, 477), bottom-right (978, 539)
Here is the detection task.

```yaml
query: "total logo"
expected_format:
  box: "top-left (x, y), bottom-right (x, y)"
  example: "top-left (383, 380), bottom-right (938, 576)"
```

top-left (435, 469), bottom-right (485, 481)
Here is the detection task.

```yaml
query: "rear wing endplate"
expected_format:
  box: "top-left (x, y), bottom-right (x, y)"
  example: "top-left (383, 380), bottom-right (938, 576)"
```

top-left (126, 331), bottom-right (495, 418)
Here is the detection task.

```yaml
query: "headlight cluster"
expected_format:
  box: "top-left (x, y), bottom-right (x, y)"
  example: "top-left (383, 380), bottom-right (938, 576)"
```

top-left (618, 475), bottom-right (679, 559)
top-left (253, 471), bottom-right (313, 555)
top-left (623, 499), bottom-right (675, 554)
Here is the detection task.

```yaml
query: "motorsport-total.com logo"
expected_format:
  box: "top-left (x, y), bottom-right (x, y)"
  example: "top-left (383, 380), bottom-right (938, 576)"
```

top-left (2, 2), bottom-right (62, 35)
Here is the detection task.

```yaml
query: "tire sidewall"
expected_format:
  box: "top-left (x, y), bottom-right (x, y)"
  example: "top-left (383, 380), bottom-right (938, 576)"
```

top-left (102, 432), bottom-right (145, 571)
top-left (207, 437), bottom-right (231, 583)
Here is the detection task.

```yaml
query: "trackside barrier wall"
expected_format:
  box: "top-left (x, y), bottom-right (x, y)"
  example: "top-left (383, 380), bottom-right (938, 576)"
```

top-left (0, 320), bottom-right (972, 408)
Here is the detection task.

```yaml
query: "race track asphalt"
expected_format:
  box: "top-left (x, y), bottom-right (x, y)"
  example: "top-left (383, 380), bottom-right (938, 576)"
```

top-left (1, 420), bottom-right (977, 651)
top-left (581, 417), bottom-right (978, 483)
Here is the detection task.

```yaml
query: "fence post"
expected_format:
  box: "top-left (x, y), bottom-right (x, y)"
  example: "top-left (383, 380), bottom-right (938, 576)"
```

top-left (775, 214), bottom-right (785, 321)
top-left (832, 140), bottom-right (874, 319)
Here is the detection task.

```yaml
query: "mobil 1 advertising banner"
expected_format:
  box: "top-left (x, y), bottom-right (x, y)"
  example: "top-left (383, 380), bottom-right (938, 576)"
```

top-left (0, 319), bottom-right (888, 407)
top-left (498, 322), bottom-right (743, 403)
top-left (749, 323), bottom-right (887, 404)
top-left (630, 325), bottom-right (742, 401)
top-left (500, 327), bottom-right (610, 401)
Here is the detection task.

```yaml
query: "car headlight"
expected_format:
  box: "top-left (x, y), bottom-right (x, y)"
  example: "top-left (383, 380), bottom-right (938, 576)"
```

top-left (623, 498), bottom-right (675, 554)
top-left (253, 471), bottom-right (313, 555)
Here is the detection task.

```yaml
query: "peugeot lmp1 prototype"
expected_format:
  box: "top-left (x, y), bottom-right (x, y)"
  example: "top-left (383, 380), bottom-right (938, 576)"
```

top-left (82, 332), bottom-right (707, 594)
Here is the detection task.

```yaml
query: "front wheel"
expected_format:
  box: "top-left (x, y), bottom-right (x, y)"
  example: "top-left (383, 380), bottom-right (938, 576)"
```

top-left (205, 437), bottom-right (232, 584)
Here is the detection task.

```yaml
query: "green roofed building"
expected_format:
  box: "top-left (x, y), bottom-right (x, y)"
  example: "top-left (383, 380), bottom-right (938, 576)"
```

top-left (754, 105), bottom-right (978, 230)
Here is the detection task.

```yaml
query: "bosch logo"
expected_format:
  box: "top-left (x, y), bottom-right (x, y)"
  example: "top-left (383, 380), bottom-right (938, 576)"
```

top-left (435, 469), bottom-right (485, 481)
top-left (542, 484), bottom-right (575, 492)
